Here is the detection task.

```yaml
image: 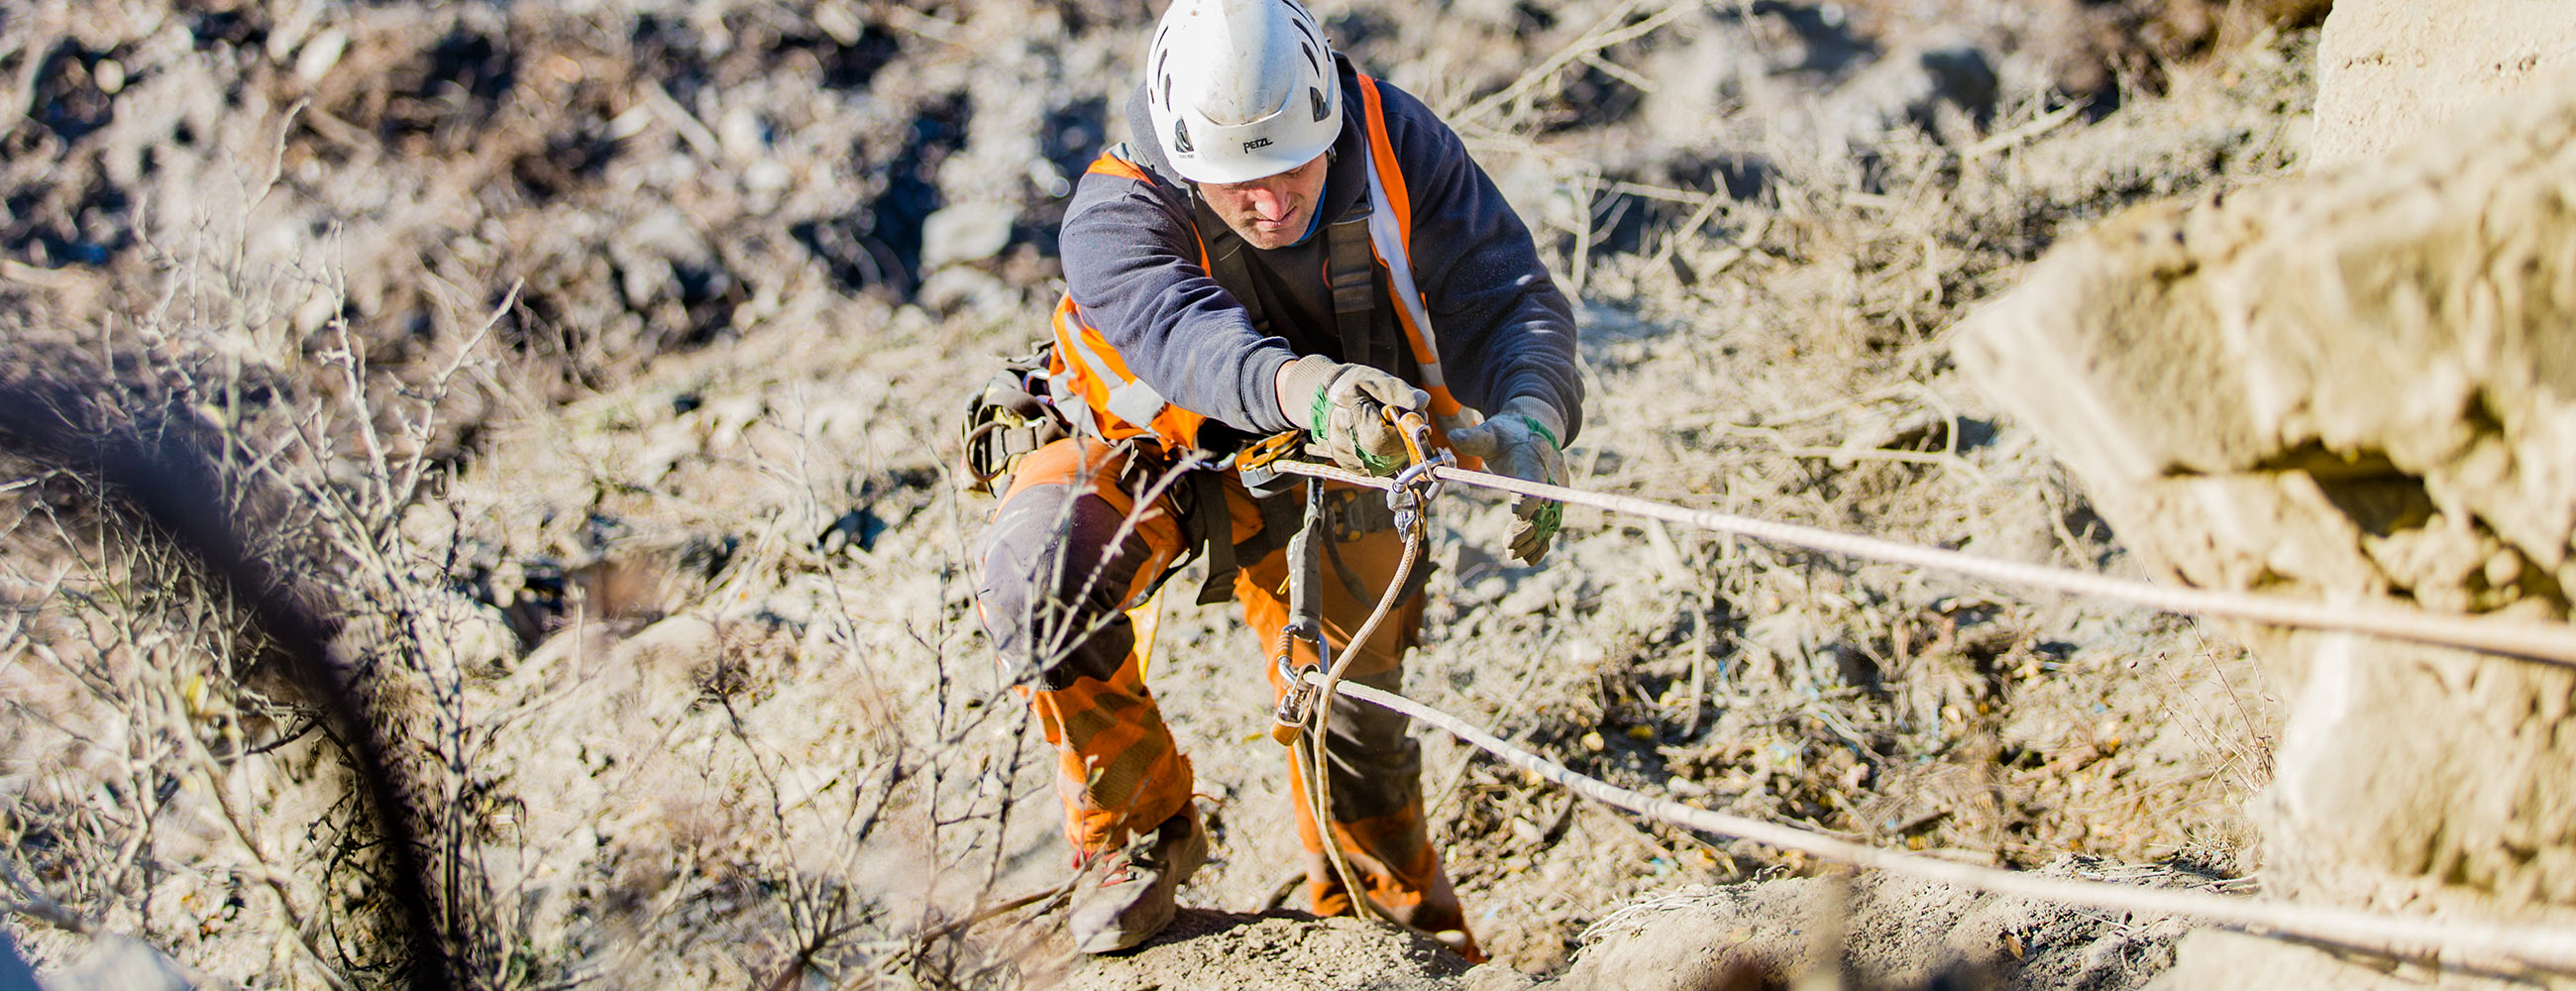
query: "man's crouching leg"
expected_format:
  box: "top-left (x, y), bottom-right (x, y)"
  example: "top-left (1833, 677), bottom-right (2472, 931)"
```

top-left (974, 438), bottom-right (1203, 953)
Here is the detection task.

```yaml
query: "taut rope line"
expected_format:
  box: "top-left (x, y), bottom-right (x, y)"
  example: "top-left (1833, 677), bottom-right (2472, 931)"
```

top-left (1267, 460), bottom-right (2576, 667)
top-left (1313, 672), bottom-right (2576, 974)
top-left (1253, 447), bottom-right (2576, 971)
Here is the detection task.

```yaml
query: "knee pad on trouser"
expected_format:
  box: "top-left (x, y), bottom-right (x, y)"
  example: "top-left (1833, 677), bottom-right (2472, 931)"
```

top-left (973, 439), bottom-right (1194, 853)
top-left (973, 471), bottom-right (1159, 688)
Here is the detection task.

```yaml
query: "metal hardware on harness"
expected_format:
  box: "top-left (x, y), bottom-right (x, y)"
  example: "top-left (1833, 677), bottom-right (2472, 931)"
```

top-left (1268, 475), bottom-right (1334, 747)
top-left (1235, 429), bottom-right (1309, 498)
top-left (1382, 410), bottom-right (1447, 536)
top-left (1269, 408), bottom-right (1444, 746)
top-left (959, 353), bottom-right (1068, 496)
top-left (1386, 452), bottom-right (1449, 535)
top-left (1269, 643), bottom-right (1320, 747)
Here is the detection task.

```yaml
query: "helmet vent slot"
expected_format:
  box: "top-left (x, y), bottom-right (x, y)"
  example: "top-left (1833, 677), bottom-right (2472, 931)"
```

top-left (1311, 86), bottom-right (1329, 122)
top-left (1288, 4), bottom-right (1322, 48)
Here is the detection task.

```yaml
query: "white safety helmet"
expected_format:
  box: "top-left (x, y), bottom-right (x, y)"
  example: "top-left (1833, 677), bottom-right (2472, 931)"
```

top-left (1144, 0), bottom-right (1342, 184)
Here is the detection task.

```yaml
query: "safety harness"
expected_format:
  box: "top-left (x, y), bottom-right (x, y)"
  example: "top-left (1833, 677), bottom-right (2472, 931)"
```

top-left (1175, 173), bottom-right (1404, 606)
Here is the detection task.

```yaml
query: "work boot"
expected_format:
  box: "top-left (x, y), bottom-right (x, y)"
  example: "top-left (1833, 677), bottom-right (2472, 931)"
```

top-left (1068, 805), bottom-right (1208, 953)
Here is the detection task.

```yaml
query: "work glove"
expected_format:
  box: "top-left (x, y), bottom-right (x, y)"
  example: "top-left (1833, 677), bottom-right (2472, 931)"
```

top-left (1447, 396), bottom-right (1568, 565)
top-left (1275, 355), bottom-right (1427, 477)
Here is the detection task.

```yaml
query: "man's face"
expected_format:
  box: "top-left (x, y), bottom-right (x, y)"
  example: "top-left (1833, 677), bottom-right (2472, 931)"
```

top-left (1198, 152), bottom-right (1329, 251)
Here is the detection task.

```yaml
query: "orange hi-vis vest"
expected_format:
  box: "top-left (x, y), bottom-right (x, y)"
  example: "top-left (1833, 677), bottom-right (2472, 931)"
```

top-left (1046, 73), bottom-right (1477, 462)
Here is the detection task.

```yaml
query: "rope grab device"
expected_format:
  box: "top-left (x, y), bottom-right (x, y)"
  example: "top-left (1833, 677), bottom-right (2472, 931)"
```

top-left (1262, 406), bottom-right (1449, 937)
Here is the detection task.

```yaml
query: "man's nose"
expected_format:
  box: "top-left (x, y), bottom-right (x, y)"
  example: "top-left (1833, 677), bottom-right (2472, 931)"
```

top-left (1250, 185), bottom-right (1289, 220)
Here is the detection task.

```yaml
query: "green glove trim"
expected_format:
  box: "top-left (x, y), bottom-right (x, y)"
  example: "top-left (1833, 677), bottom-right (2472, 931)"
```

top-left (1530, 499), bottom-right (1562, 537)
top-left (1308, 388), bottom-right (1333, 439)
top-left (1513, 413), bottom-right (1560, 451)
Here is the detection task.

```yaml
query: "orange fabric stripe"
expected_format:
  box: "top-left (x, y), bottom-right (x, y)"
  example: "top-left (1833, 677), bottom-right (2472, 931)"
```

top-left (1356, 74), bottom-right (1411, 244)
top-left (1086, 154), bottom-right (1151, 183)
top-left (1382, 271), bottom-right (1438, 368)
top-left (1386, 296), bottom-right (1461, 421)
top-left (1147, 205), bottom-right (1218, 455)
top-left (1051, 150), bottom-right (1219, 456)
top-left (995, 436), bottom-right (1138, 519)
top-left (1051, 298), bottom-right (1146, 447)
top-left (1077, 322), bottom-right (1145, 394)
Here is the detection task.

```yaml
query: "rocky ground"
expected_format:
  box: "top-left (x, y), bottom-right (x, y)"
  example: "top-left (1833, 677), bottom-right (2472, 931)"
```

top-left (0, 1), bottom-right (2333, 987)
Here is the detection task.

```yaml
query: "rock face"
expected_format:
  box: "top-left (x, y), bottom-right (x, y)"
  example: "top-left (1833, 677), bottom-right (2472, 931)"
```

top-left (1956, 10), bottom-right (2576, 986)
top-left (2309, 0), bottom-right (2576, 169)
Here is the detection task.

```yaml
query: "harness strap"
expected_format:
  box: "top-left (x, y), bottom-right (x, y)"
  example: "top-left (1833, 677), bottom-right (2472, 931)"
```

top-left (1195, 195), bottom-right (1277, 339)
top-left (1183, 471), bottom-right (1239, 606)
top-left (1180, 472), bottom-right (1308, 606)
top-left (1187, 167), bottom-right (1396, 378)
top-left (1324, 211), bottom-right (1399, 374)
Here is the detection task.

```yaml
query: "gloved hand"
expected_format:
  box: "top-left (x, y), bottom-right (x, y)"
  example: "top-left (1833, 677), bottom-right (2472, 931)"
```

top-left (1447, 396), bottom-right (1567, 564)
top-left (1275, 355), bottom-right (1427, 476)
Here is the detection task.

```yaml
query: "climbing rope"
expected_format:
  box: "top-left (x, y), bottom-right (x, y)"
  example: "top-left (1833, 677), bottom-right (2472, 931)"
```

top-left (1258, 442), bottom-right (2576, 972)
top-left (941, 433), bottom-right (2576, 966)
top-left (1278, 411), bottom-right (1449, 941)
top-left (1268, 460), bottom-right (2576, 667)
top-left (1310, 671), bottom-right (2576, 974)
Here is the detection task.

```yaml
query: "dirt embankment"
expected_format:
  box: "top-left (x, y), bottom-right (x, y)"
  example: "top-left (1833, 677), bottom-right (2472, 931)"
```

top-left (1962, 1), bottom-right (2576, 987)
top-left (0, 1), bottom-right (2331, 988)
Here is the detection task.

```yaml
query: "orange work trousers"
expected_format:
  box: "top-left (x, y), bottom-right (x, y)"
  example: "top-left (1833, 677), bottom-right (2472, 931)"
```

top-left (973, 437), bottom-right (1474, 948)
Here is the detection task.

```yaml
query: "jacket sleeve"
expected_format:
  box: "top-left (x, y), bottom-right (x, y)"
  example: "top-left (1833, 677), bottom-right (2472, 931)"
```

top-left (1058, 166), bottom-right (1304, 436)
top-left (1375, 81), bottom-right (1586, 440)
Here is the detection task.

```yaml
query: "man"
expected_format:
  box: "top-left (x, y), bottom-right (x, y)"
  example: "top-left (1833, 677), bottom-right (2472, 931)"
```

top-left (973, 0), bottom-right (1581, 958)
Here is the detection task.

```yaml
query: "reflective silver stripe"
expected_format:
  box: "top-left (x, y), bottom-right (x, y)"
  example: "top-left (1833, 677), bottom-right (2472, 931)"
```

top-left (1106, 380), bottom-right (1170, 428)
top-left (1360, 142), bottom-right (1449, 392)
top-left (1048, 369), bottom-right (1101, 437)
top-left (1059, 302), bottom-right (1174, 431)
